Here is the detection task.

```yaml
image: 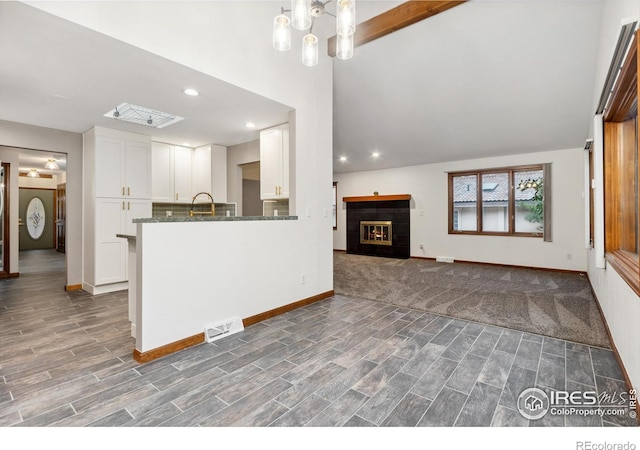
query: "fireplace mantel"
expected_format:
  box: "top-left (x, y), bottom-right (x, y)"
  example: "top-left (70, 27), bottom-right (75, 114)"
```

top-left (343, 194), bottom-right (411, 203)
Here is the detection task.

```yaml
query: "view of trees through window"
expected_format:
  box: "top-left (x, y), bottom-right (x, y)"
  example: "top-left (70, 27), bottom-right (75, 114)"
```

top-left (449, 166), bottom-right (544, 236)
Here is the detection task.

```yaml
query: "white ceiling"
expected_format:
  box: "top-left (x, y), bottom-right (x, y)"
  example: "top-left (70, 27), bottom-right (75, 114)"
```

top-left (333, 0), bottom-right (604, 173)
top-left (1, 1), bottom-right (606, 176)
top-left (0, 1), bottom-right (292, 173)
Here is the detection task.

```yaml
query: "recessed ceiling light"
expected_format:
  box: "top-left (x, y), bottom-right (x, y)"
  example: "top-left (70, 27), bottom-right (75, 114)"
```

top-left (372, 152), bottom-right (380, 158)
top-left (183, 88), bottom-right (199, 96)
top-left (339, 156), bottom-right (347, 162)
top-left (245, 122), bottom-right (256, 128)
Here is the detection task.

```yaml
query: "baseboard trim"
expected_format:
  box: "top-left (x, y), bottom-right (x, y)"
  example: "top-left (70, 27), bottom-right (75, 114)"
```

top-left (132, 290), bottom-right (335, 364)
top-left (133, 333), bottom-right (205, 364)
top-left (409, 255), bottom-right (586, 275)
top-left (65, 284), bottom-right (83, 292)
top-left (585, 274), bottom-right (640, 425)
top-left (243, 290), bottom-right (335, 328)
top-left (0, 272), bottom-right (19, 279)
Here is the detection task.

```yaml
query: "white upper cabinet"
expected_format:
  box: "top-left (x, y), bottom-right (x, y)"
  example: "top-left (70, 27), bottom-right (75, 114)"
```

top-left (173, 146), bottom-right (193, 202)
top-left (151, 143), bottom-right (195, 203)
top-left (95, 133), bottom-right (151, 199)
top-left (194, 144), bottom-right (227, 203)
top-left (260, 123), bottom-right (289, 200)
top-left (151, 142), bottom-right (174, 202)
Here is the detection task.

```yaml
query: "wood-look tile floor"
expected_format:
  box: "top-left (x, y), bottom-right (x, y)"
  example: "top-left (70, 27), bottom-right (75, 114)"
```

top-left (0, 250), bottom-right (636, 427)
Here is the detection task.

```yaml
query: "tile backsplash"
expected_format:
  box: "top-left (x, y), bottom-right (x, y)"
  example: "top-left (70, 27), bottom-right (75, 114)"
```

top-left (262, 199), bottom-right (289, 217)
top-left (153, 202), bottom-right (237, 218)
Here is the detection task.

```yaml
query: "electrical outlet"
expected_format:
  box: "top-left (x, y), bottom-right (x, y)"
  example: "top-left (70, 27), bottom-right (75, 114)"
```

top-left (419, 243), bottom-right (424, 249)
top-left (567, 253), bottom-right (573, 260)
top-left (301, 273), bottom-right (306, 284)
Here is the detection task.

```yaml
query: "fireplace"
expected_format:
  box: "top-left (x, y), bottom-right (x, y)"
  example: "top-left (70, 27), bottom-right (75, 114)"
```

top-left (360, 221), bottom-right (393, 246)
top-left (343, 194), bottom-right (411, 259)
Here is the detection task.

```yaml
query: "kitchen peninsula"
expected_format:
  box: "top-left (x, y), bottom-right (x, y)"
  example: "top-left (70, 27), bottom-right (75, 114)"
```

top-left (123, 214), bottom-right (331, 363)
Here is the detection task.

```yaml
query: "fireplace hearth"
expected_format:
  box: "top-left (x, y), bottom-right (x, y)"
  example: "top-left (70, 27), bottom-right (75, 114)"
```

top-left (343, 194), bottom-right (410, 259)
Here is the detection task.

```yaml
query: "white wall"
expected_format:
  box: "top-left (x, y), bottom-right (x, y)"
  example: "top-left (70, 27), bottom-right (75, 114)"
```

top-left (19, 174), bottom-right (60, 189)
top-left (586, 0), bottom-right (640, 393)
top-left (30, 2), bottom-right (334, 349)
top-left (334, 147), bottom-right (586, 271)
top-left (0, 120), bottom-right (82, 284)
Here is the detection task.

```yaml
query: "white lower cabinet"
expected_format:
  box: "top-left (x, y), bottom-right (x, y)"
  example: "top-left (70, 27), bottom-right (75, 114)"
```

top-left (94, 198), bottom-right (151, 286)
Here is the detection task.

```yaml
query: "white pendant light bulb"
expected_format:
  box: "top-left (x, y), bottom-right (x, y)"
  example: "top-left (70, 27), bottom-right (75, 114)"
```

top-left (302, 33), bottom-right (319, 67)
top-left (273, 14), bottom-right (291, 51)
top-left (336, 0), bottom-right (356, 36)
top-left (291, 0), bottom-right (312, 30)
top-left (336, 33), bottom-right (354, 60)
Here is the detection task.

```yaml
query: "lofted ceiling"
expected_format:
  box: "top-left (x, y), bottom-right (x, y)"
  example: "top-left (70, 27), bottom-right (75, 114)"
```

top-left (1, 1), bottom-right (605, 177)
top-left (333, 0), bottom-right (604, 173)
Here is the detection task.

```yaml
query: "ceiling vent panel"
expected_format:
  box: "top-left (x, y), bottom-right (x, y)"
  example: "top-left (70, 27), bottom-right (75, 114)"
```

top-left (104, 103), bottom-right (184, 129)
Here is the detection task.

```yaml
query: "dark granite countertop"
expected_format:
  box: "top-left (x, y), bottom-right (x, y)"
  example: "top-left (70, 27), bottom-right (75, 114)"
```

top-left (133, 215), bottom-right (298, 223)
top-left (116, 234), bottom-right (136, 240)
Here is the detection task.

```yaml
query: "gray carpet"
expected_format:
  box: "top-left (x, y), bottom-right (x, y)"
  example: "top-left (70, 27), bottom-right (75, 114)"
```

top-left (334, 252), bottom-right (610, 349)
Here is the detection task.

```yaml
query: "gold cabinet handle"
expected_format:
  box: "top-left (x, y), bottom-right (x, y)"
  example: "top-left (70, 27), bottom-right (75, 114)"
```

top-left (122, 187), bottom-right (125, 196)
top-left (122, 201), bottom-right (125, 210)
top-left (127, 187), bottom-right (131, 196)
top-left (128, 201), bottom-right (130, 210)
top-left (175, 193), bottom-right (178, 201)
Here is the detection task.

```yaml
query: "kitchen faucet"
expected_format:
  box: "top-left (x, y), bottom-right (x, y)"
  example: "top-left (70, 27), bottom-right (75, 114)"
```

top-left (189, 192), bottom-right (215, 217)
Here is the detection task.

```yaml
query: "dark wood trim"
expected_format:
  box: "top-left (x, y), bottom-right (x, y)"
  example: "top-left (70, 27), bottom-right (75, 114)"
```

top-left (1, 162), bottom-right (10, 276)
top-left (585, 273), bottom-right (640, 425)
top-left (133, 332), bottom-right (205, 364)
top-left (333, 182), bottom-right (338, 231)
top-left (448, 164), bottom-right (544, 237)
top-left (0, 272), bottom-right (19, 279)
top-left (605, 32), bottom-right (638, 122)
top-left (242, 290), bottom-right (335, 328)
top-left (328, 0), bottom-right (467, 57)
top-left (333, 249), bottom-right (347, 253)
top-left (342, 194), bottom-right (411, 203)
top-left (605, 251), bottom-right (640, 296)
top-left (410, 255), bottom-right (587, 275)
top-left (19, 173), bottom-right (54, 179)
top-left (65, 283), bottom-right (83, 292)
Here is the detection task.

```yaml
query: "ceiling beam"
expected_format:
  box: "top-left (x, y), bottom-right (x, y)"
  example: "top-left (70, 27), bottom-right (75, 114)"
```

top-left (328, 0), bottom-right (467, 57)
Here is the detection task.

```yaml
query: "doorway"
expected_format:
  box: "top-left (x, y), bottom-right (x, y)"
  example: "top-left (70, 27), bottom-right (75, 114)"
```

top-left (56, 183), bottom-right (66, 253)
top-left (241, 161), bottom-right (262, 216)
top-left (0, 163), bottom-right (8, 275)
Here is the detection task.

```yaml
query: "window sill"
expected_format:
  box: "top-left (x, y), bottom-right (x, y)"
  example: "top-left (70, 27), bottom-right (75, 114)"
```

top-left (605, 250), bottom-right (640, 296)
top-left (448, 231), bottom-right (543, 238)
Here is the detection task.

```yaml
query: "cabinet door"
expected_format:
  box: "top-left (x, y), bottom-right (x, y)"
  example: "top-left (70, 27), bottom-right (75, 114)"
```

top-left (95, 198), bottom-right (127, 285)
top-left (210, 144), bottom-right (227, 203)
top-left (124, 199), bottom-right (152, 236)
top-left (193, 146), bottom-right (211, 202)
top-left (95, 136), bottom-right (126, 198)
top-left (173, 146), bottom-right (193, 202)
top-left (125, 140), bottom-right (151, 199)
top-left (152, 142), bottom-right (175, 202)
top-left (260, 127), bottom-right (281, 200)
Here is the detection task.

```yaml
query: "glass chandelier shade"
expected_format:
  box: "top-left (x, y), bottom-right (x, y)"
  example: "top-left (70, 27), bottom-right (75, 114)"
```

top-left (291, 0), bottom-right (312, 31)
top-left (273, 14), bottom-right (292, 51)
top-left (302, 33), bottom-right (319, 67)
top-left (336, 33), bottom-right (354, 60)
top-left (27, 168), bottom-right (39, 178)
top-left (336, 0), bottom-right (356, 36)
top-left (45, 159), bottom-right (59, 170)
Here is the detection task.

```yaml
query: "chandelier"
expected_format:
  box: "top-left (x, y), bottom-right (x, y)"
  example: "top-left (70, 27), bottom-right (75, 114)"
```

top-left (273, 0), bottom-right (356, 67)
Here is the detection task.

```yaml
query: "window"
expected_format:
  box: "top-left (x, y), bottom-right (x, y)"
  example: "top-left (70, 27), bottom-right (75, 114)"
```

top-left (332, 182), bottom-right (338, 230)
top-left (602, 30), bottom-right (639, 294)
top-left (449, 165), bottom-right (546, 237)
